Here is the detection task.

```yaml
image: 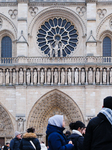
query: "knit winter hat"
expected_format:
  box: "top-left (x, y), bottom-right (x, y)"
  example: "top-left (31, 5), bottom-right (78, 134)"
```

top-left (15, 131), bottom-right (21, 137)
top-left (103, 96), bottom-right (112, 109)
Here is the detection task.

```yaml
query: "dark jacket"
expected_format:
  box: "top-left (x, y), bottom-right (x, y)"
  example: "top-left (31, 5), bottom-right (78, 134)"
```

top-left (83, 113), bottom-right (112, 150)
top-left (19, 132), bottom-right (41, 150)
top-left (10, 137), bottom-right (21, 150)
top-left (68, 133), bottom-right (84, 150)
top-left (3, 146), bottom-right (9, 150)
top-left (46, 124), bottom-right (73, 150)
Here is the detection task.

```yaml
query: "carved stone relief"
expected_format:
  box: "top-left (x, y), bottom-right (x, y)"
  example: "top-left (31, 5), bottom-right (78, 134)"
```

top-left (29, 7), bottom-right (38, 17)
top-left (0, 105), bottom-right (13, 137)
top-left (19, 68), bottom-right (23, 84)
top-left (8, 9), bottom-right (18, 19)
top-left (0, 17), bottom-right (3, 29)
top-left (16, 117), bottom-right (25, 133)
top-left (76, 7), bottom-right (86, 16)
top-left (97, 9), bottom-right (107, 19)
top-left (109, 17), bottom-right (112, 29)
top-left (27, 89), bottom-right (84, 134)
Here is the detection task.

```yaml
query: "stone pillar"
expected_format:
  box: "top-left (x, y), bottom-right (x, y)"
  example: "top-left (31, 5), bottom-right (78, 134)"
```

top-left (107, 68), bottom-right (109, 85)
top-left (44, 68), bottom-right (47, 85)
top-left (79, 68), bottom-right (81, 85)
top-left (93, 67), bottom-right (95, 85)
top-left (51, 68), bottom-right (53, 85)
top-left (65, 69), bottom-right (67, 85)
top-left (100, 68), bottom-right (102, 85)
top-left (16, 68), bottom-right (19, 85)
top-left (23, 68), bottom-right (26, 85)
top-left (9, 69), bottom-right (12, 85)
top-left (38, 68), bottom-right (40, 85)
top-left (58, 69), bottom-right (60, 85)
top-left (72, 68), bottom-right (74, 85)
top-left (31, 68), bottom-right (33, 85)
top-left (3, 69), bottom-right (5, 86)
top-left (85, 68), bottom-right (88, 85)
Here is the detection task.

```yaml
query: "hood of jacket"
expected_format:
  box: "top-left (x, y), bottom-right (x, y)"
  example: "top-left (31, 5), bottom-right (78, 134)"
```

top-left (46, 124), bottom-right (65, 136)
top-left (23, 132), bottom-right (37, 139)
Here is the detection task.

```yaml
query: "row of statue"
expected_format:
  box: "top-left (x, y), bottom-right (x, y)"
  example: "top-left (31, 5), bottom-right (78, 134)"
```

top-left (0, 67), bottom-right (112, 85)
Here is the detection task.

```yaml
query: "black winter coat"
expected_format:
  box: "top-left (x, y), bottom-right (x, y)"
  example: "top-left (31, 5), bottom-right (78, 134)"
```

top-left (10, 137), bottom-right (21, 150)
top-left (68, 133), bottom-right (84, 150)
top-left (83, 113), bottom-right (112, 150)
top-left (19, 132), bottom-right (41, 150)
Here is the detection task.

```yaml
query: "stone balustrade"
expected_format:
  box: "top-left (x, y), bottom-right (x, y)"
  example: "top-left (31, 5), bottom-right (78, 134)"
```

top-left (0, 66), bottom-right (111, 86)
top-left (0, 56), bottom-right (112, 64)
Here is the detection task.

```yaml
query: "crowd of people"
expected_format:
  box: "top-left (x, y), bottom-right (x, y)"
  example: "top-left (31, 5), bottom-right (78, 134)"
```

top-left (1, 96), bottom-right (112, 150)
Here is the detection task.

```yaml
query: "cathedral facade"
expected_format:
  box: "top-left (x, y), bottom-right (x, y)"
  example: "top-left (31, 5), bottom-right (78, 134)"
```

top-left (0, 0), bottom-right (112, 145)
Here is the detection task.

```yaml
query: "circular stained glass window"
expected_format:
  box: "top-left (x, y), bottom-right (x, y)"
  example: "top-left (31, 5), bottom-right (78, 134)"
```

top-left (37, 17), bottom-right (79, 57)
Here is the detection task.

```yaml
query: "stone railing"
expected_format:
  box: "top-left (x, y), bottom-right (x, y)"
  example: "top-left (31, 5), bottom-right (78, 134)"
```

top-left (0, 56), bottom-right (112, 64)
top-left (0, 66), bottom-right (112, 86)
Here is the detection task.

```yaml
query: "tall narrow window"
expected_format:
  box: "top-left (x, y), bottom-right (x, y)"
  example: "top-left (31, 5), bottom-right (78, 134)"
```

top-left (103, 37), bottom-right (111, 57)
top-left (1, 36), bottom-right (12, 58)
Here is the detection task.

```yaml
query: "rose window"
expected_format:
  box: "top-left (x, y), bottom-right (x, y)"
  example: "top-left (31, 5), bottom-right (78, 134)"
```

top-left (37, 17), bottom-right (79, 57)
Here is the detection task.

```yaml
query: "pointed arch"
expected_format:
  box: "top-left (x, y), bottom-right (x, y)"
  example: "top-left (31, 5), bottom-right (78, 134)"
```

top-left (27, 89), bottom-right (84, 135)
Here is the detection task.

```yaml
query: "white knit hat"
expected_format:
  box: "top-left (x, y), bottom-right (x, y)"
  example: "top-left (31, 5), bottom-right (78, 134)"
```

top-left (15, 131), bottom-right (21, 137)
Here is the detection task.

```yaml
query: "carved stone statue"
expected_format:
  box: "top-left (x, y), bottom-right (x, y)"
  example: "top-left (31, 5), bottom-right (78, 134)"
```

top-left (33, 69), bottom-right (37, 85)
top-left (40, 69), bottom-right (44, 84)
top-left (54, 69), bottom-right (58, 84)
top-left (110, 68), bottom-right (112, 84)
top-left (59, 42), bottom-right (64, 57)
top-left (61, 69), bottom-right (65, 84)
top-left (0, 69), bottom-right (3, 85)
top-left (17, 118), bottom-right (24, 133)
top-left (96, 68), bottom-right (100, 84)
top-left (68, 69), bottom-right (72, 84)
top-left (54, 40), bottom-right (59, 57)
top-left (19, 68), bottom-right (23, 84)
top-left (27, 69), bottom-right (30, 85)
top-left (48, 43), bottom-right (53, 57)
top-left (88, 68), bottom-right (93, 84)
top-left (75, 68), bottom-right (79, 84)
top-left (81, 69), bottom-right (85, 84)
top-left (47, 69), bottom-right (51, 84)
top-left (6, 69), bottom-right (9, 85)
top-left (103, 68), bottom-right (107, 84)
top-left (13, 69), bottom-right (16, 85)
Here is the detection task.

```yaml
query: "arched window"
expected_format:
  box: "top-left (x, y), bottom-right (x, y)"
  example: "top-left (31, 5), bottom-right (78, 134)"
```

top-left (1, 36), bottom-right (12, 58)
top-left (103, 37), bottom-right (111, 57)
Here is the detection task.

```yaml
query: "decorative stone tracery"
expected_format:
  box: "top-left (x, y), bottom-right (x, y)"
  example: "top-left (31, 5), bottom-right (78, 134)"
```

top-left (0, 105), bottom-right (14, 138)
top-left (27, 89), bottom-right (84, 135)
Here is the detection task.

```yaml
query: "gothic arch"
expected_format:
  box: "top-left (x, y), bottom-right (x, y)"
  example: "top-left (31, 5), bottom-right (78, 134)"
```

top-left (27, 89), bottom-right (84, 136)
top-left (0, 104), bottom-right (14, 138)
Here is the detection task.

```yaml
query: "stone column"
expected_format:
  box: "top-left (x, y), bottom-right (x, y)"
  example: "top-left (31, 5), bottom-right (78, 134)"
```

top-left (3, 69), bottom-right (5, 86)
top-left (38, 68), bottom-right (40, 85)
top-left (79, 68), bottom-right (81, 85)
top-left (100, 68), bottom-right (102, 85)
top-left (51, 68), bottom-right (53, 85)
top-left (23, 68), bottom-right (26, 85)
top-left (44, 68), bottom-right (47, 85)
top-left (93, 67), bottom-right (95, 85)
top-left (16, 68), bottom-right (19, 85)
top-left (9, 69), bottom-right (12, 85)
top-left (107, 68), bottom-right (109, 85)
top-left (65, 69), bottom-right (67, 85)
top-left (72, 68), bottom-right (74, 85)
top-left (58, 69), bottom-right (60, 85)
top-left (31, 68), bottom-right (33, 85)
top-left (85, 68), bottom-right (88, 85)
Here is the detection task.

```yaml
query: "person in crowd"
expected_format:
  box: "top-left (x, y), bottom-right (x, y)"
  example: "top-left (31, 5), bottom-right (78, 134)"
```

top-left (46, 115), bottom-right (74, 150)
top-left (3, 143), bottom-right (10, 150)
top-left (0, 144), bottom-right (1, 150)
top-left (40, 141), bottom-right (47, 150)
top-left (68, 121), bottom-right (85, 150)
top-left (19, 127), bottom-right (41, 150)
top-left (83, 96), bottom-right (112, 150)
top-left (65, 131), bottom-right (71, 140)
top-left (10, 131), bottom-right (21, 150)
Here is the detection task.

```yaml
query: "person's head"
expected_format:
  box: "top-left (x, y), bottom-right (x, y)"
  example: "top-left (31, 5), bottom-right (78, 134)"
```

top-left (48, 115), bottom-right (65, 128)
top-left (27, 127), bottom-right (35, 133)
top-left (103, 96), bottom-right (112, 109)
top-left (69, 121), bottom-right (85, 134)
top-left (6, 143), bottom-right (9, 147)
top-left (15, 131), bottom-right (21, 139)
top-left (65, 131), bottom-right (71, 137)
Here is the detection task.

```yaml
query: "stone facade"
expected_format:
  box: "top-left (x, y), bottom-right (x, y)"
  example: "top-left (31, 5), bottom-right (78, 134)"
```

top-left (0, 0), bottom-right (112, 144)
